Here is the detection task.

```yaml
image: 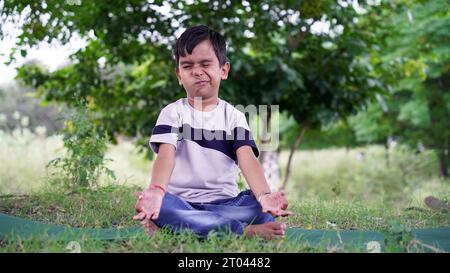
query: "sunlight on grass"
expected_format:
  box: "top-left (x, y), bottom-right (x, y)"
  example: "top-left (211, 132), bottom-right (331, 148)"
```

top-left (279, 146), bottom-right (449, 208)
top-left (0, 132), bottom-right (64, 194)
top-left (0, 133), bottom-right (151, 194)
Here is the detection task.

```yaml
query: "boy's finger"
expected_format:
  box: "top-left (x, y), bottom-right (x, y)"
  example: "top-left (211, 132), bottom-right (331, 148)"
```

top-left (151, 212), bottom-right (159, 220)
top-left (279, 210), bottom-right (293, 217)
top-left (274, 229), bottom-right (285, 235)
top-left (133, 212), bottom-right (146, 220)
top-left (273, 223), bottom-right (285, 230)
top-left (268, 210), bottom-right (278, 216)
top-left (267, 208), bottom-right (278, 215)
top-left (273, 210), bottom-right (292, 217)
top-left (135, 204), bottom-right (144, 212)
top-left (150, 210), bottom-right (160, 220)
top-left (135, 191), bottom-right (143, 199)
top-left (144, 213), bottom-right (152, 222)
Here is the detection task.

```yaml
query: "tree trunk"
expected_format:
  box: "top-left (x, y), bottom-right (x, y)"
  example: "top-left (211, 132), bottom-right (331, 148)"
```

top-left (280, 125), bottom-right (307, 191)
top-left (447, 136), bottom-right (450, 176)
top-left (438, 149), bottom-right (449, 178)
top-left (424, 76), bottom-right (449, 177)
top-left (259, 149), bottom-right (281, 192)
top-left (258, 110), bottom-right (281, 191)
top-left (385, 139), bottom-right (390, 169)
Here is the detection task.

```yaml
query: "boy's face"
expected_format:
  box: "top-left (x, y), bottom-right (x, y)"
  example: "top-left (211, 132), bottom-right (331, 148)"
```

top-left (176, 40), bottom-right (230, 101)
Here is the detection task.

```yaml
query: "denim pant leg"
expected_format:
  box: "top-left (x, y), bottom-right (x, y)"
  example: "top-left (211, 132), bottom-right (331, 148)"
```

top-left (154, 192), bottom-right (246, 237)
top-left (199, 190), bottom-right (275, 226)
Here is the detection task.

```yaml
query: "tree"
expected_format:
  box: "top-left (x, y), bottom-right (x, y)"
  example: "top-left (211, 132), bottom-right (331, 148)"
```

top-left (348, 0), bottom-right (450, 177)
top-left (2, 0), bottom-right (388, 185)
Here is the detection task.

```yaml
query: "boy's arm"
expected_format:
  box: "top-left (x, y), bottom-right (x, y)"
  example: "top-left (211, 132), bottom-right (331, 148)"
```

top-left (236, 146), bottom-right (271, 199)
top-left (236, 146), bottom-right (292, 217)
top-left (134, 143), bottom-right (175, 222)
top-left (149, 143), bottom-right (176, 190)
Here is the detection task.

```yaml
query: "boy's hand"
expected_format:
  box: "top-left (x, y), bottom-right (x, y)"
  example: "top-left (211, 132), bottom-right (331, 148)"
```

top-left (259, 191), bottom-right (293, 217)
top-left (133, 188), bottom-right (164, 222)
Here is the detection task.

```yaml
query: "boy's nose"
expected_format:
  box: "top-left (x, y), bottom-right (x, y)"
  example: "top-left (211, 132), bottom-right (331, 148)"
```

top-left (192, 67), bottom-right (204, 76)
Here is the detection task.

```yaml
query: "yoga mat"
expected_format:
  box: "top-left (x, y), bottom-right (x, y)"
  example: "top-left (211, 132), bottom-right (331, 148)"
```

top-left (1, 213), bottom-right (448, 252)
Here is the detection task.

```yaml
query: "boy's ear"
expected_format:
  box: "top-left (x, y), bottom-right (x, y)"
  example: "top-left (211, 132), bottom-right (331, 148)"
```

top-left (221, 62), bottom-right (230, 80)
top-left (175, 68), bottom-right (182, 85)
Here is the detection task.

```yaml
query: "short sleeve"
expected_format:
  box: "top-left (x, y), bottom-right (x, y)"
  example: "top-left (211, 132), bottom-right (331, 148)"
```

top-left (149, 105), bottom-right (180, 153)
top-left (232, 111), bottom-right (259, 158)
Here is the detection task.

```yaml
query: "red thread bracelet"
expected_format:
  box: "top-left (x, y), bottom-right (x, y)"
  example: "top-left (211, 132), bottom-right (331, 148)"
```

top-left (149, 184), bottom-right (166, 194)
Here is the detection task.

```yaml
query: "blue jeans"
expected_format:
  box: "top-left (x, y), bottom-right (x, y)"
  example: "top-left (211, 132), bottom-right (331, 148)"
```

top-left (153, 190), bottom-right (275, 237)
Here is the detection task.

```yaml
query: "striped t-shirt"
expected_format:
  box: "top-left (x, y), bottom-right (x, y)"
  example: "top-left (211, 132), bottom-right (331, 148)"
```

top-left (149, 98), bottom-right (259, 203)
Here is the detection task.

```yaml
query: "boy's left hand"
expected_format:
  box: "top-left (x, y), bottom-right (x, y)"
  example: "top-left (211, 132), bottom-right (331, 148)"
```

top-left (133, 191), bottom-right (161, 236)
top-left (259, 191), bottom-right (293, 217)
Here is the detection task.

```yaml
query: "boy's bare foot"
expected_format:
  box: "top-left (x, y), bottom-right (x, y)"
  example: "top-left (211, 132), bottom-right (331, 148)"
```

top-left (244, 222), bottom-right (286, 240)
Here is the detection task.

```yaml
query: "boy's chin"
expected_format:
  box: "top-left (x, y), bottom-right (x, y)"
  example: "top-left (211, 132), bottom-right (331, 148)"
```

top-left (187, 89), bottom-right (217, 99)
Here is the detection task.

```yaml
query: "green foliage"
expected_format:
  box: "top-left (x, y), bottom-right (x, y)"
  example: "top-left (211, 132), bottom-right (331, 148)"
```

top-left (46, 101), bottom-right (115, 190)
top-left (279, 113), bottom-right (358, 150)
top-left (2, 0), bottom-right (389, 152)
top-left (348, 101), bottom-right (393, 144)
top-left (2, 0), bottom-right (448, 176)
top-left (348, 0), bottom-right (450, 176)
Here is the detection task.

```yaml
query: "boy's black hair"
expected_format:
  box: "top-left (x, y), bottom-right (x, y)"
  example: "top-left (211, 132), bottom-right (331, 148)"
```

top-left (173, 25), bottom-right (228, 67)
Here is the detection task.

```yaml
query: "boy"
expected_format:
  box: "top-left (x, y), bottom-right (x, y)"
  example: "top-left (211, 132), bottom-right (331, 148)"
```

top-left (133, 25), bottom-right (292, 240)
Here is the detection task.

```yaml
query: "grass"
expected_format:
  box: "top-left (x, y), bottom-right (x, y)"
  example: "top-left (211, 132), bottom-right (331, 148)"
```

top-left (1, 186), bottom-right (448, 252)
top-left (0, 131), bottom-right (449, 252)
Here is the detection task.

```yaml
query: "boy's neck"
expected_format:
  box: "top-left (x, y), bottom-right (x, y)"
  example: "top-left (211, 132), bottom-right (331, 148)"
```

top-left (187, 96), bottom-right (219, 112)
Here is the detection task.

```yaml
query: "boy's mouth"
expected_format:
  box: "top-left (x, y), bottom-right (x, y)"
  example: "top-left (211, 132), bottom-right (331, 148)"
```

top-left (194, 80), bottom-right (209, 86)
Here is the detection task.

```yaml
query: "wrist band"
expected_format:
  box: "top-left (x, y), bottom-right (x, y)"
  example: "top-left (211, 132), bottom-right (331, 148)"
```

top-left (258, 192), bottom-right (271, 203)
top-left (149, 184), bottom-right (166, 194)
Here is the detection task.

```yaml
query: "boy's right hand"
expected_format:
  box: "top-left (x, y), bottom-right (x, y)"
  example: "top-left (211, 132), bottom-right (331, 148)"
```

top-left (259, 191), bottom-right (293, 217)
top-left (132, 188), bottom-right (164, 222)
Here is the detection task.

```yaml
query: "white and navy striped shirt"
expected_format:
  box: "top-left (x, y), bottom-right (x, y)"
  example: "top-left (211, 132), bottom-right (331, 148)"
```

top-left (149, 98), bottom-right (259, 203)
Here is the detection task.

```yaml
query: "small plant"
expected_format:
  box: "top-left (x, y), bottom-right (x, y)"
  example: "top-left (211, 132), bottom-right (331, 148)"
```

top-left (383, 219), bottom-right (415, 252)
top-left (331, 181), bottom-right (341, 197)
top-left (46, 100), bottom-right (115, 190)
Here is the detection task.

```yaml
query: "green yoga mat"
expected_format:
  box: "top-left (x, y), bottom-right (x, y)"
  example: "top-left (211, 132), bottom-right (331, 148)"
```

top-left (0, 213), bottom-right (141, 241)
top-left (1, 213), bottom-right (449, 252)
top-left (285, 227), bottom-right (450, 252)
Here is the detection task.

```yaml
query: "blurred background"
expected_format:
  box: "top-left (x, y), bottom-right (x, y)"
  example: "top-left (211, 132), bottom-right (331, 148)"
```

top-left (0, 0), bottom-right (448, 208)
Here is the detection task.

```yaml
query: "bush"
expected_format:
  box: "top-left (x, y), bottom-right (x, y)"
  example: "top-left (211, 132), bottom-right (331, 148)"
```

top-left (46, 101), bottom-right (115, 190)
